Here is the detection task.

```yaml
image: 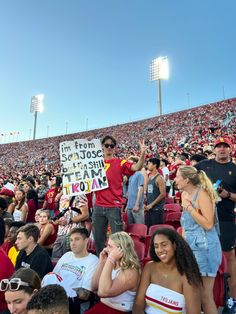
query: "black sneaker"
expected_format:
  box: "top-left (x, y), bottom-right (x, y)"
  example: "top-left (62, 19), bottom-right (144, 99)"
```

top-left (222, 298), bottom-right (236, 314)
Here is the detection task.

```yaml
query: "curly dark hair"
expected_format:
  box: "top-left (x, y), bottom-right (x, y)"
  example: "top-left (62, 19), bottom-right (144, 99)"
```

top-left (27, 284), bottom-right (69, 313)
top-left (149, 228), bottom-right (202, 287)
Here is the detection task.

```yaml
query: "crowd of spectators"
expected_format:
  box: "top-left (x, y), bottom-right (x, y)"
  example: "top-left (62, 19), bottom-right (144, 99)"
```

top-left (0, 97), bottom-right (235, 185)
top-left (0, 97), bottom-right (236, 313)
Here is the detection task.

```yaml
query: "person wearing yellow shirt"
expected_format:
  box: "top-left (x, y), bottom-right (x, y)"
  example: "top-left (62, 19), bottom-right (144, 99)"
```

top-left (7, 221), bottom-right (25, 266)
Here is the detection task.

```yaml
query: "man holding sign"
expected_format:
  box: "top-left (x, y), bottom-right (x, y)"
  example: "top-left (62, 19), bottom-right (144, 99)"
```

top-left (93, 135), bottom-right (147, 254)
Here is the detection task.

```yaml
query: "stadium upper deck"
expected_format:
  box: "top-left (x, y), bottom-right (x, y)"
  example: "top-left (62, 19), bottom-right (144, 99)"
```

top-left (0, 97), bottom-right (235, 181)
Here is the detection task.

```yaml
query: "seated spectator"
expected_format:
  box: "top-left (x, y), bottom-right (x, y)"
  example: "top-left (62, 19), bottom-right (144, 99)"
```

top-left (52, 194), bottom-right (89, 259)
top-left (0, 217), bottom-right (14, 314)
top-left (0, 218), bottom-right (13, 254)
top-left (37, 210), bottom-right (58, 256)
top-left (7, 221), bottom-right (25, 266)
top-left (1, 268), bottom-right (41, 314)
top-left (15, 224), bottom-right (53, 279)
top-left (42, 176), bottom-right (61, 218)
top-left (42, 227), bottom-right (98, 314)
top-left (8, 189), bottom-right (28, 222)
top-left (86, 231), bottom-right (140, 314)
top-left (0, 183), bottom-right (15, 212)
top-left (35, 177), bottom-right (48, 209)
top-left (34, 209), bottom-right (42, 229)
top-left (189, 154), bottom-right (207, 166)
top-left (26, 189), bottom-right (39, 223)
top-left (0, 197), bottom-right (13, 222)
top-left (25, 176), bottom-right (36, 188)
top-left (27, 284), bottom-right (69, 314)
top-left (133, 228), bottom-right (202, 314)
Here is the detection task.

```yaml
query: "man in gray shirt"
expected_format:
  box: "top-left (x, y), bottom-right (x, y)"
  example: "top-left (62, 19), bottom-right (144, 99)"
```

top-left (126, 156), bottom-right (145, 224)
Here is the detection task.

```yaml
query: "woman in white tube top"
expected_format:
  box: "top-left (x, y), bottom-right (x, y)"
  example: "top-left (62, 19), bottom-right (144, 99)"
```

top-left (8, 189), bottom-right (28, 222)
top-left (85, 231), bottom-right (140, 314)
top-left (133, 228), bottom-right (202, 314)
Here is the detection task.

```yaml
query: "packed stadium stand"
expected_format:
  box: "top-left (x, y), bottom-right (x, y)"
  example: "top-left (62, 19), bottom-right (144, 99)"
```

top-left (0, 97), bottom-right (235, 181)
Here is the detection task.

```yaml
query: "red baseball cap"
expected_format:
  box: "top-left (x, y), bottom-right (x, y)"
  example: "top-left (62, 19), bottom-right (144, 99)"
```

top-left (214, 137), bottom-right (231, 148)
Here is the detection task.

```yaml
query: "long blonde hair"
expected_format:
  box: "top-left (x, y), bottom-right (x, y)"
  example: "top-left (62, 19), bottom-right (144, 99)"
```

top-left (179, 166), bottom-right (218, 203)
top-left (109, 231), bottom-right (140, 271)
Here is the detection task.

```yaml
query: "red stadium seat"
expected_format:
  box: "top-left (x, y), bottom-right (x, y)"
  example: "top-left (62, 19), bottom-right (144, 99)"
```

top-left (148, 224), bottom-right (175, 236)
top-left (127, 223), bottom-right (148, 240)
top-left (122, 211), bottom-right (128, 231)
top-left (165, 195), bottom-right (175, 204)
top-left (133, 239), bottom-right (145, 262)
top-left (164, 203), bottom-right (181, 212)
top-left (144, 235), bottom-right (151, 257)
top-left (130, 233), bottom-right (143, 244)
top-left (213, 253), bottom-right (228, 308)
top-left (87, 237), bottom-right (96, 255)
top-left (164, 204), bottom-right (181, 222)
top-left (164, 212), bottom-right (182, 229)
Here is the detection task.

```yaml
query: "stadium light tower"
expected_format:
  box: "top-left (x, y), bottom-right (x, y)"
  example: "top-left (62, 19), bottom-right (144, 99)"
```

top-left (150, 56), bottom-right (169, 116)
top-left (30, 94), bottom-right (44, 140)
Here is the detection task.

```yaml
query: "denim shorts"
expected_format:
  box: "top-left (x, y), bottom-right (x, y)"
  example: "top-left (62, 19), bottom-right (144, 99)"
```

top-left (186, 231), bottom-right (222, 277)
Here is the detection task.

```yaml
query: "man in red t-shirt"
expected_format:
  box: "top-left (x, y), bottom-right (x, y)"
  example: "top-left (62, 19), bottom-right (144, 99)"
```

top-left (93, 135), bottom-right (147, 254)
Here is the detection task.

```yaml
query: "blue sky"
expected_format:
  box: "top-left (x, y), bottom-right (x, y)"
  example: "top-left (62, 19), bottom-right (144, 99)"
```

top-left (0, 0), bottom-right (235, 143)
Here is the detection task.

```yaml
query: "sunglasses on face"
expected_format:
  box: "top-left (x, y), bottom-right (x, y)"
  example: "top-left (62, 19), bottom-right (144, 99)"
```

top-left (104, 143), bottom-right (115, 149)
top-left (0, 278), bottom-right (31, 291)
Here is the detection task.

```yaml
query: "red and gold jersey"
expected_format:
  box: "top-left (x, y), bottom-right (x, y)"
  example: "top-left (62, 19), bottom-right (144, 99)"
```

top-left (95, 158), bottom-right (134, 208)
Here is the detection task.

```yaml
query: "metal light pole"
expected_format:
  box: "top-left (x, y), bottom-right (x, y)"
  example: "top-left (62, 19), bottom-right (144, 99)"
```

top-left (30, 94), bottom-right (44, 140)
top-left (150, 56), bottom-right (169, 116)
top-left (65, 121), bottom-right (68, 134)
top-left (187, 92), bottom-right (190, 108)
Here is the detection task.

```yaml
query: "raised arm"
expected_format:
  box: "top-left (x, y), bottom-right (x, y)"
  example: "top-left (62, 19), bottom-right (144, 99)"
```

top-left (98, 247), bottom-right (139, 297)
top-left (131, 140), bottom-right (148, 172)
top-left (91, 248), bottom-right (108, 291)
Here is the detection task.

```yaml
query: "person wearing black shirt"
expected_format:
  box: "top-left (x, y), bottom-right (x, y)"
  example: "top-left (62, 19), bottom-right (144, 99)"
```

top-left (196, 137), bottom-right (236, 313)
top-left (15, 224), bottom-right (52, 279)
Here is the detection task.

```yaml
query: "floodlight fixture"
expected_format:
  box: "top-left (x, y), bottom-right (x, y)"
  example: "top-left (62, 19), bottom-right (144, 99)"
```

top-left (150, 56), bottom-right (169, 115)
top-left (30, 94), bottom-right (44, 140)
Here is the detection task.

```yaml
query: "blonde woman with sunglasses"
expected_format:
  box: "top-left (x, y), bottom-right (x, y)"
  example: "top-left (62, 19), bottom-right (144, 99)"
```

top-left (1, 268), bottom-right (41, 314)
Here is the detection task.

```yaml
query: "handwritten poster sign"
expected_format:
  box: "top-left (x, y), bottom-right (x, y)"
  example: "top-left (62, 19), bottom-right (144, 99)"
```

top-left (60, 139), bottom-right (108, 196)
